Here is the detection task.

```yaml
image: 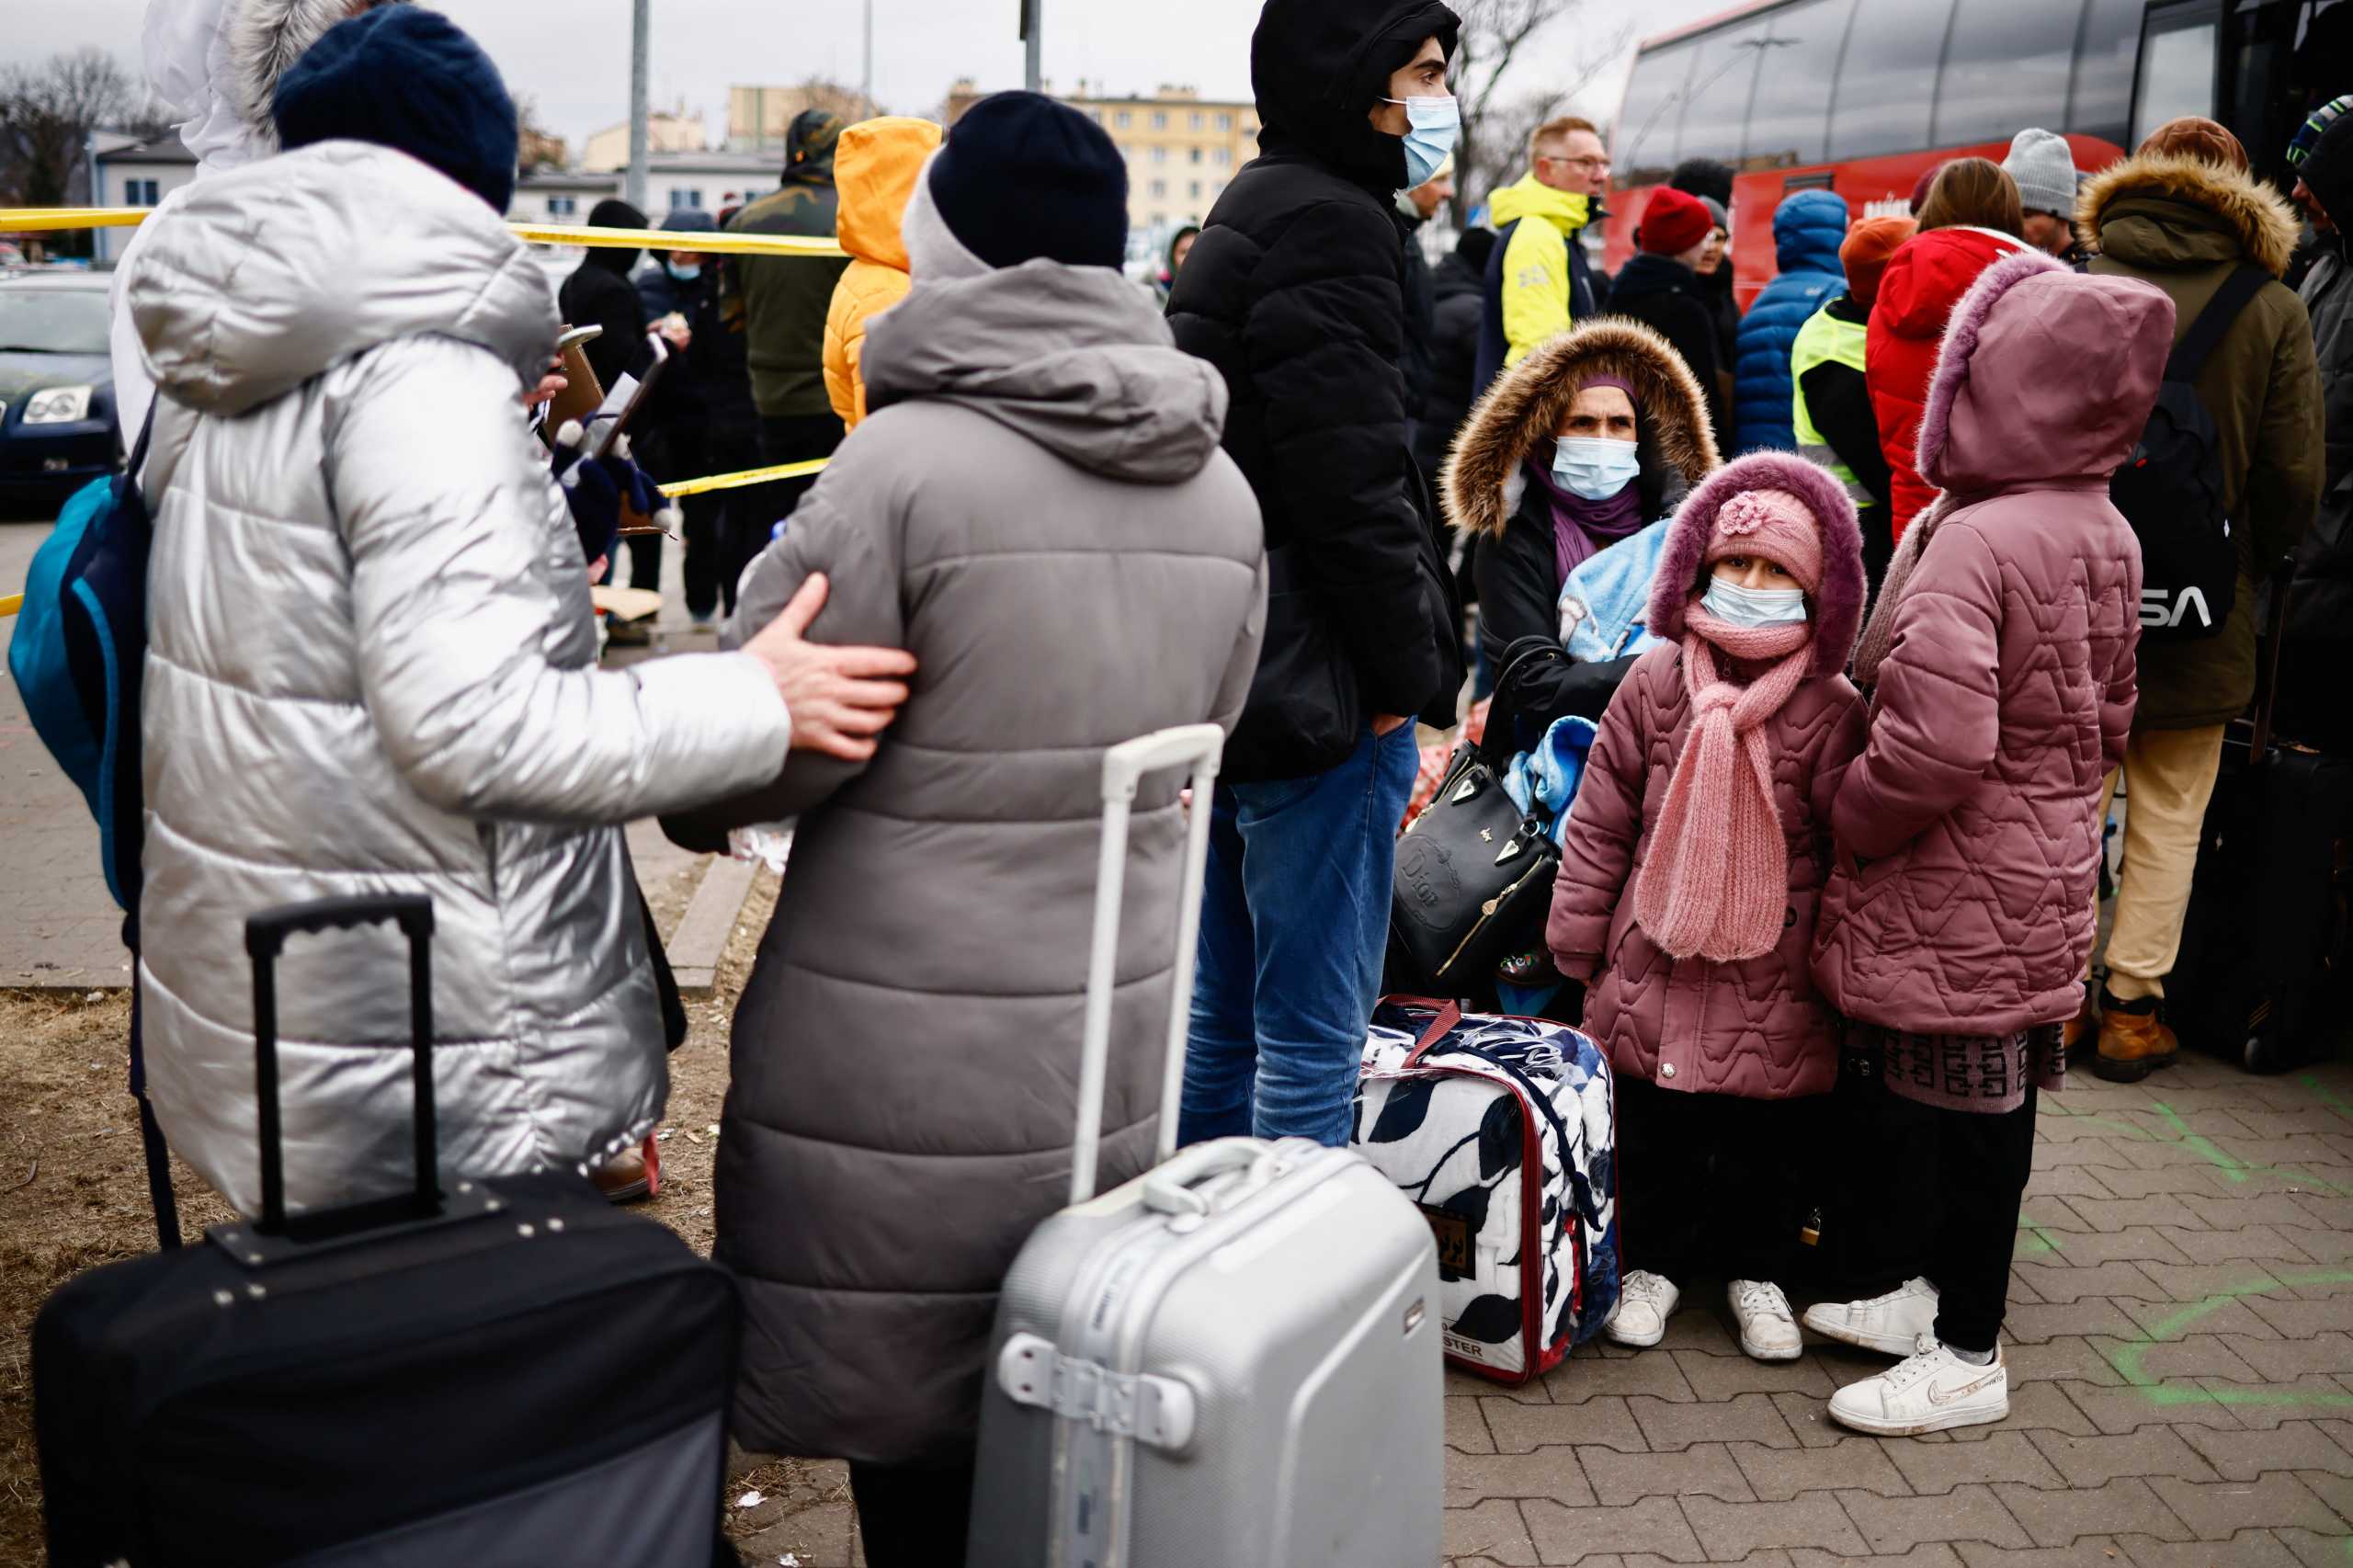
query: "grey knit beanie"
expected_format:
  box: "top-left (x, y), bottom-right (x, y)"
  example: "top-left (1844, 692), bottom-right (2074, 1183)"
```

top-left (2002, 128), bottom-right (2077, 217)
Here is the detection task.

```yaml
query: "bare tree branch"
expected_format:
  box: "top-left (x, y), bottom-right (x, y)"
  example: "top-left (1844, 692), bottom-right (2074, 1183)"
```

top-left (1446, 0), bottom-right (1631, 228)
top-left (0, 49), bottom-right (135, 215)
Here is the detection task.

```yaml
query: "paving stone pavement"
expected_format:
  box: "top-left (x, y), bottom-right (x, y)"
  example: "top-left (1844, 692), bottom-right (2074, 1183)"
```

top-left (1441, 1050), bottom-right (2353, 1568)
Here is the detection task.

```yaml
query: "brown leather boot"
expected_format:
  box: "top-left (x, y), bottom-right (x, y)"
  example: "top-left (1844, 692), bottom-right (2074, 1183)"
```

top-left (2063, 994), bottom-right (2100, 1058)
top-left (2094, 998), bottom-right (2178, 1082)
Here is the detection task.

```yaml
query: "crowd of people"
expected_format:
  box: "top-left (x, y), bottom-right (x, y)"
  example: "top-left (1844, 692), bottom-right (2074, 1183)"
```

top-left (89, 0), bottom-right (2352, 1557)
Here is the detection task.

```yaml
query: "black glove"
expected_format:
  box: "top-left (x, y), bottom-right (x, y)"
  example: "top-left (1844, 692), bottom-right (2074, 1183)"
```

top-left (552, 418), bottom-right (675, 565)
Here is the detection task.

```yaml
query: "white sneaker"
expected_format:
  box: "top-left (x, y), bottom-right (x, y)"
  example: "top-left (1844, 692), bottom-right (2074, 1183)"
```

top-left (1802, 1277), bottom-right (1940, 1357)
top-left (1828, 1335), bottom-right (2008, 1437)
top-left (1729, 1279), bottom-right (1803, 1361)
top-left (1603, 1270), bottom-right (1680, 1348)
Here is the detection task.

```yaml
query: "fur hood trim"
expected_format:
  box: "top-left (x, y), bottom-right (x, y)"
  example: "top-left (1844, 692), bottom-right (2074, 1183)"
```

top-left (2075, 150), bottom-right (2302, 278)
top-left (1442, 317), bottom-right (1720, 540)
top-left (1916, 246), bottom-right (2067, 486)
top-left (231, 0), bottom-right (381, 146)
top-left (1644, 450), bottom-right (1867, 680)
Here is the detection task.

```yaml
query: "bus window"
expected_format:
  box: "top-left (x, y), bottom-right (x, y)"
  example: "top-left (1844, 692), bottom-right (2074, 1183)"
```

top-left (1614, 40), bottom-right (1698, 188)
top-left (1826, 0), bottom-right (1957, 161)
top-left (1933, 0), bottom-right (2083, 148)
top-left (1672, 17), bottom-right (1772, 172)
top-left (2067, 0), bottom-right (2145, 149)
top-left (1741, 0), bottom-right (1856, 170)
top-left (2132, 3), bottom-right (2221, 145)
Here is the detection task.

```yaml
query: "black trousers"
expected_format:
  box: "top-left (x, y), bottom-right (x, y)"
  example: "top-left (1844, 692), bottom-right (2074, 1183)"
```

top-left (1614, 1078), bottom-right (1824, 1289)
top-left (722, 411), bottom-right (844, 614)
top-left (848, 1457), bottom-right (975, 1568)
top-left (1859, 1079), bottom-right (2039, 1354)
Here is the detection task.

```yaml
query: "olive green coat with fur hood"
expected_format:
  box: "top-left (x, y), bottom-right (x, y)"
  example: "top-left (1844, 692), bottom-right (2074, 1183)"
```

top-left (2077, 152), bottom-right (2325, 730)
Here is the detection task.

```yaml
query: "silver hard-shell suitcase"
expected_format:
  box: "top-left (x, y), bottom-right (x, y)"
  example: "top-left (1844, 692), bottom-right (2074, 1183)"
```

top-left (966, 725), bottom-right (1443, 1568)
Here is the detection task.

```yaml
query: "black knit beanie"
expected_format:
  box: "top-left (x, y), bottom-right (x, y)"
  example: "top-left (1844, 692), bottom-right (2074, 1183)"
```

top-left (273, 6), bottom-right (518, 213)
top-left (926, 91), bottom-right (1128, 270)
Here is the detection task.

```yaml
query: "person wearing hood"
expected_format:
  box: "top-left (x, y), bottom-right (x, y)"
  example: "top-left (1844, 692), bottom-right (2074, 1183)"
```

top-left (723, 109), bottom-right (856, 594)
top-left (119, 6), bottom-right (912, 1227)
top-left (1866, 159), bottom-right (2032, 540)
top-left (561, 198), bottom-right (655, 395)
top-left (1731, 188), bottom-right (1849, 454)
top-left (2002, 128), bottom-right (2084, 261)
top-left (2287, 97), bottom-right (2351, 290)
top-left (633, 208), bottom-right (747, 626)
top-left (1477, 114), bottom-right (1610, 393)
top-left (1673, 158), bottom-right (1739, 364)
top-left (1445, 318), bottom-right (1720, 733)
top-left (824, 116), bottom-right (944, 431)
top-left (111, 0), bottom-right (402, 446)
top-left (1546, 452), bottom-right (1869, 1361)
top-left (2278, 109), bottom-right (2352, 752)
top-left (1166, 0), bottom-right (1464, 1149)
top-left (1611, 187), bottom-right (1733, 444)
top-left (2071, 118), bottom-right (2325, 1080)
top-left (1806, 252), bottom-right (2165, 1436)
top-left (659, 93), bottom-right (1265, 1563)
top-left (1416, 223), bottom-right (1497, 483)
top-left (1791, 216), bottom-right (1912, 590)
top-left (1155, 222), bottom-right (1201, 305)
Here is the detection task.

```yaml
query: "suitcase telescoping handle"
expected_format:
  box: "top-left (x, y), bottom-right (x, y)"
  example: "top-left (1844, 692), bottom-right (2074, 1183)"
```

top-left (2250, 554), bottom-right (2296, 760)
top-left (245, 894), bottom-right (438, 1233)
top-left (1069, 724), bottom-right (1227, 1206)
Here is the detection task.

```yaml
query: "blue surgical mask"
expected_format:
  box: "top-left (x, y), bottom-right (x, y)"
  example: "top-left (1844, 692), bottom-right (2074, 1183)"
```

top-left (1551, 436), bottom-right (1641, 500)
top-left (669, 261), bottom-right (702, 281)
top-left (1381, 95), bottom-right (1460, 191)
top-left (1701, 577), bottom-right (1810, 627)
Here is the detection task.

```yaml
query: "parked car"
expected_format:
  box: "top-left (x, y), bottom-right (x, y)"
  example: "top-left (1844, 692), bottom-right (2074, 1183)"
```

top-left (0, 272), bottom-right (119, 510)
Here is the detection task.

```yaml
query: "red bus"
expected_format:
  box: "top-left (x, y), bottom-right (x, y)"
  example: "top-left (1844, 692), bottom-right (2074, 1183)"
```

top-left (1602, 0), bottom-right (2344, 307)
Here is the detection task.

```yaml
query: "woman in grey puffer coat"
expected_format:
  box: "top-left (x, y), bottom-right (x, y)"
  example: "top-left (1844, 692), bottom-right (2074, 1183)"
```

top-left (665, 98), bottom-right (1267, 1530)
top-left (123, 136), bottom-right (815, 1218)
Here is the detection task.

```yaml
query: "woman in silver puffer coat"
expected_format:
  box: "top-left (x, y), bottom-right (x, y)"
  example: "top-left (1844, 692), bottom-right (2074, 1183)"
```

top-left (119, 114), bottom-right (907, 1217)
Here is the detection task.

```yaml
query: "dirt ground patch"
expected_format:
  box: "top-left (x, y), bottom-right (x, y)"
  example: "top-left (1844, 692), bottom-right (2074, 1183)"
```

top-left (0, 866), bottom-right (780, 1566)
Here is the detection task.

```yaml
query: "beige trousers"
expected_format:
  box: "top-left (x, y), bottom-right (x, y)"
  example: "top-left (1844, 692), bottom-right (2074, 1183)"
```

top-left (2096, 724), bottom-right (2228, 1003)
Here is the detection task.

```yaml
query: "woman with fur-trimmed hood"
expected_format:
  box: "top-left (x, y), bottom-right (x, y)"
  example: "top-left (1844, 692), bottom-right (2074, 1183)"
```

top-left (1544, 450), bottom-right (1869, 1365)
top-left (1445, 318), bottom-right (1721, 732)
top-left (2068, 118), bottom-right (2325, 1082)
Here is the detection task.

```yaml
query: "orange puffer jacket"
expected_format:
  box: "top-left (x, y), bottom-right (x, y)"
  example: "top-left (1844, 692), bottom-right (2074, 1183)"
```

top-left (824, 116), bottom-right (943, 428)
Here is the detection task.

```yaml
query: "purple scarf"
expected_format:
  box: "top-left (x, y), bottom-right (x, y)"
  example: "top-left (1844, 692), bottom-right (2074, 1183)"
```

top-left (1527, 453), bottom-right (1648, 585)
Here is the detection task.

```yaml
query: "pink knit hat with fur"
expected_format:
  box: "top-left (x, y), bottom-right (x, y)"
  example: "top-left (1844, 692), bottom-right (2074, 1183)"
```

top-left (1701, 489), bottom-right (1824, 595)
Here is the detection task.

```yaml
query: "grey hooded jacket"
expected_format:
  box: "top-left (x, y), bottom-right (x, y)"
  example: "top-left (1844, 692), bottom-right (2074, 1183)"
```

top-left (126, 142), bottom-right (790, 1217)
top-left (669, 256), bottom-right (1267, 1465)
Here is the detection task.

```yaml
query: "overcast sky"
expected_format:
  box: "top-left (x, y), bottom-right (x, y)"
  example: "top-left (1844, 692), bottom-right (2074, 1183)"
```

top-left (9, 0), bottom-right (1729, 155)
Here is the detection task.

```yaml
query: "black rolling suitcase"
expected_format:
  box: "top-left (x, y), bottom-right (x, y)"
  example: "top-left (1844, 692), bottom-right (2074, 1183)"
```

top-left (2171, 569), bottom-right (2353, 1074)
top-left (34, 895), bottom-right (738, 1567)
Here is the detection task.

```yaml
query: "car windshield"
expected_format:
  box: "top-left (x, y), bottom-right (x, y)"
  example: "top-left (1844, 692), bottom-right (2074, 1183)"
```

top-left (0, 290), bottom-right (111, 355)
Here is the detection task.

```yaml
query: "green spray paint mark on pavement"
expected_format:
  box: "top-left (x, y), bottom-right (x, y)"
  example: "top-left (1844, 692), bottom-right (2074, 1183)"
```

top-left (2109, 1268), bottom-right (2353, 1412)
top-left (2014, 1215), bottom-right (2063, 1256)
top-left (2148, 1102), bottom-right (2247, 1184)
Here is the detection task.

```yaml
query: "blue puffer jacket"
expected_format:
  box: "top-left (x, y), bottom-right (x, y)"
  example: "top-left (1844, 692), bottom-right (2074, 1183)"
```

top-left (1731, 189), bottom-right (1849, 453)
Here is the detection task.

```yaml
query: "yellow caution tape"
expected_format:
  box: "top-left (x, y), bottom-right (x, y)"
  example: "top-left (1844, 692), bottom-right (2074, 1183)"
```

top-left (658, 459), bottom-right (829, 498)
top-left (2, 207), bottom-right (846, 259)
top-left (0, 593), bottom-right (21, 618)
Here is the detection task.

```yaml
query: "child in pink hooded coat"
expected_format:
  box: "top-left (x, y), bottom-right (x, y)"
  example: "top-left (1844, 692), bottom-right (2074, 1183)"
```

top-left (1806, 249), bottom-right (2166, 1437)
top-left (1548, 450), bottom-right (1869, 1363)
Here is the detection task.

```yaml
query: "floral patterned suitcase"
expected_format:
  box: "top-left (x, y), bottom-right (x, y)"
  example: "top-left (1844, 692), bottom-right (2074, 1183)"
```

top-left (1353, 998), bottom-right (1620, 1383)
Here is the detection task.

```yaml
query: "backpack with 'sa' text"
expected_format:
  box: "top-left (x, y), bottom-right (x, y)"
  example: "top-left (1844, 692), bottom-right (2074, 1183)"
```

top-left (2109, 266), bottom-right (2268, 642)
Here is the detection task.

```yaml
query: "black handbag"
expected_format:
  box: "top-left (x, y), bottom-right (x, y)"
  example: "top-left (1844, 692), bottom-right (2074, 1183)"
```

top-left (1222, 546), bottom-right (1366, 785)
top-left (1391, 638), bottom-right (1567, 991)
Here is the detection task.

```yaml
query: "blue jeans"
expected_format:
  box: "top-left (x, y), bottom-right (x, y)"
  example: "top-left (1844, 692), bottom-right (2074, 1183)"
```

top-left (1180, 722), bottom-right (1421, 1147)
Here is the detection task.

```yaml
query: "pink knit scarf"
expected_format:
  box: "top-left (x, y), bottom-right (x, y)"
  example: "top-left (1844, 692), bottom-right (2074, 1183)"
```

top-left (1632, 610), bottom-right (1813, 961)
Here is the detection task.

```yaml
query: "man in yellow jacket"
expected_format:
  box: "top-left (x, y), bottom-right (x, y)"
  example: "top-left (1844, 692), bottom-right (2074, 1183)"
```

top-left (824, 117), bottom-right (945, 429)
top-left (1474, 115), bottom-right (1609, 394)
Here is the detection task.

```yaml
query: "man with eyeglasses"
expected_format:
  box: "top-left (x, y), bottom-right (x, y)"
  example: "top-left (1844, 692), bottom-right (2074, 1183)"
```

top-left (1475, 115), bottom-right (1611, 395)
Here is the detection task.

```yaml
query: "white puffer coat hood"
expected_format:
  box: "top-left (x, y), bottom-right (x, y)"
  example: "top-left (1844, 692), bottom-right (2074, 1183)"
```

top-left (124, 142), bottom-right (789, 1216)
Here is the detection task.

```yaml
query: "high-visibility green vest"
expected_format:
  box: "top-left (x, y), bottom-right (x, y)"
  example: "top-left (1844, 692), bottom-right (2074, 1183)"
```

top-left (1790, 304), bottom-right (1872, 506)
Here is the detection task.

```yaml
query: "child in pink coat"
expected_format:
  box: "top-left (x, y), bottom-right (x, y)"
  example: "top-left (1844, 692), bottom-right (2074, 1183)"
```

top-left (1548, 450), bottom-right (1869, 1363)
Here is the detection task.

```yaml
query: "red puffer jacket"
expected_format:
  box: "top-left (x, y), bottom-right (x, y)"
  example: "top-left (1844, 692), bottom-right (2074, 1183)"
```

top-left (1814, 250), bottom-right (2169, 1036)
top-left (1865, 226), bottom-right (2029, 540)
top-left (1547, 453), bottom-right (1870, 1101)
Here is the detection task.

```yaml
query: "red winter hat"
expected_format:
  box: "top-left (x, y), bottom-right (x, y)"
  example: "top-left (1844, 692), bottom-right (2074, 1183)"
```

top-left (1840, 216), bottom-right (1916, 310)
top-left (1637, 186), bottom-right (1712, 256)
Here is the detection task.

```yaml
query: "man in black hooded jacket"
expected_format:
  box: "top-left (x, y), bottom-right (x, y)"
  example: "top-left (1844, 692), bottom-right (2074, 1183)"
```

top-left (1169, 0), bottom-right (1464, 1150)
